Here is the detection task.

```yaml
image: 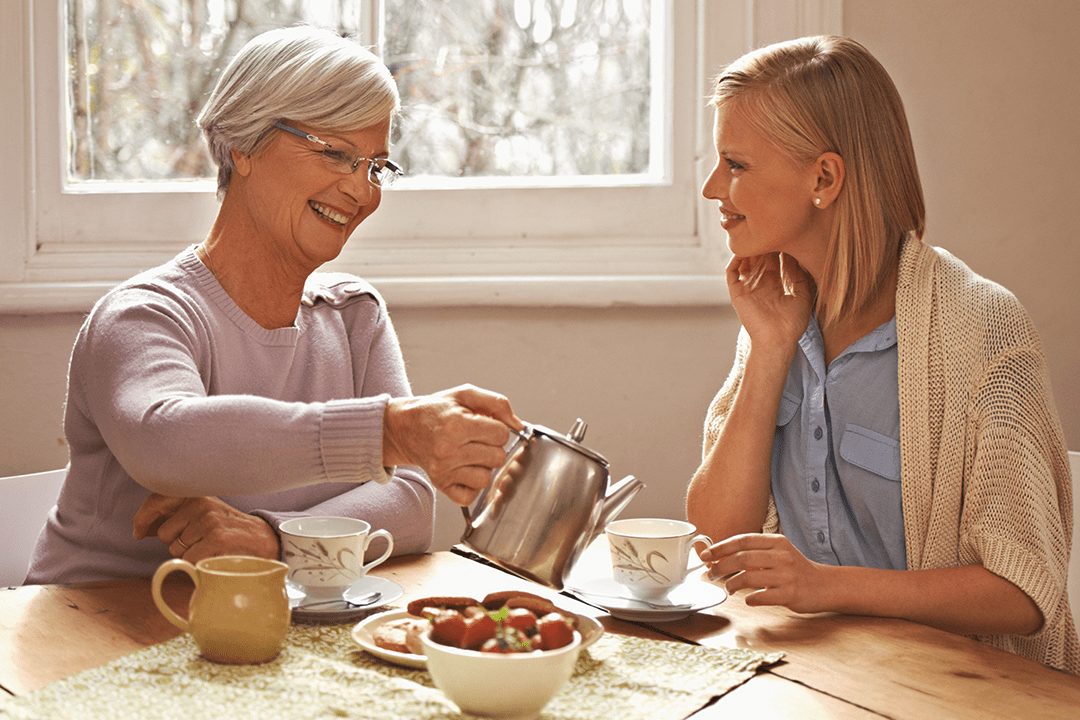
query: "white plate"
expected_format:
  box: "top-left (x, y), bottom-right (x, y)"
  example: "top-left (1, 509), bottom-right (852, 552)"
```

top-left (566, 576), bottom-right (727, 622)
top-left (352, 609), bottom-right (428, 669)
top-left (288, 575), bottom-right (403, 623)
top-left (352, 607), bottom-right (605, 669)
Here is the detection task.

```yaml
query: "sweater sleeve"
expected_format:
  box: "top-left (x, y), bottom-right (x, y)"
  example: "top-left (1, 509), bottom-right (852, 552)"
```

top-left (251, 465), bottom-right (434, 557)
top-left (68, 284), bottom-right (397, 497)
top-left (250, 287), bottom-right (435, 555)
top-left (703, 327), bottom-right (750, 455)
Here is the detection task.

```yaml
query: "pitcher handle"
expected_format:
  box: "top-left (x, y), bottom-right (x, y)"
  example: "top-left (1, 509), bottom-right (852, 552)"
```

top-left (151, 558), bottom-right (197, 631)
top-left (685, 534), bottom-right (714, 573)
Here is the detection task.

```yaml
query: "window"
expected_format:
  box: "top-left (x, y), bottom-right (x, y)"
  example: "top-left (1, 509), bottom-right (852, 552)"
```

top-left (0, 0), bottom-right (841, 312)
top-left (67, 1), bottom-right (657, 187)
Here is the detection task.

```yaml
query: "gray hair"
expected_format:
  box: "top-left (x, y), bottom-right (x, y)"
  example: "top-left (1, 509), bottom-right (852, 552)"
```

top-left (197, 25), bottom-right (400, 199)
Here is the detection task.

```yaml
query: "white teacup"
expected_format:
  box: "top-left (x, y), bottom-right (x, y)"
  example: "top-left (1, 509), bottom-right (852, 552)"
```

top-left (278, 517), bottom-right (393, 601)
top-left (606, 518), bottom-right (712, 601)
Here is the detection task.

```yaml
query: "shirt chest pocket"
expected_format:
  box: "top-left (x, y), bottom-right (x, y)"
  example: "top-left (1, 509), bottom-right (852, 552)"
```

top-left (839, 424), bottom-right (901, 482)
top-left (775, 388), bottom-right (802, 429)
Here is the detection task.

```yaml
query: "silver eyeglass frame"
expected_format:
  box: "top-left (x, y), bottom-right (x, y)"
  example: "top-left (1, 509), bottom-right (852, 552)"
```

top-left (272, 122), bottom-right (404, 187)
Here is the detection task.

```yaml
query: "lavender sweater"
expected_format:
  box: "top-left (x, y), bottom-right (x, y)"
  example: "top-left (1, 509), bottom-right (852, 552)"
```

top-left (27, 248), bottom-right (434, 584)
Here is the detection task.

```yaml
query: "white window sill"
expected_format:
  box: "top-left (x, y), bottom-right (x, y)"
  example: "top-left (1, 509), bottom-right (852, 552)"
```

top-left (0, 274), bottom-right (729, 314)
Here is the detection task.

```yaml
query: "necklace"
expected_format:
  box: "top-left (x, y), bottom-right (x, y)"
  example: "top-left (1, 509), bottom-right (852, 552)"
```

top-left (198, 242), bottom-right (217, 277)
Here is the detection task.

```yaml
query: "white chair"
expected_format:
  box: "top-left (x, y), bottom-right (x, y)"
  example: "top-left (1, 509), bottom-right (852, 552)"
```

top-left (1069, 451), bottom-right (1080, 632)
top-left (0, 468), bottom-right (66, 586)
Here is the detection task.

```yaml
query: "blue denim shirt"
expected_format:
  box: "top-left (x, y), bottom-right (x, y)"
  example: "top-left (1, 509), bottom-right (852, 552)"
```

top-left (771, 315), bottom-right (905, 570)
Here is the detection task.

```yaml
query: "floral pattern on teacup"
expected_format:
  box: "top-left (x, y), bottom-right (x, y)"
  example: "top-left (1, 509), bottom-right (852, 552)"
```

top-left (282, 541), bottom-right (359, 584)
top-left (610, 539), bottom-right (670, 583)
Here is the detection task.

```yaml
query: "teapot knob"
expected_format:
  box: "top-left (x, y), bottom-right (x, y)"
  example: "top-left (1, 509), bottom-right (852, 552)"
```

top-left (568, 418), bottom-right (587, 443)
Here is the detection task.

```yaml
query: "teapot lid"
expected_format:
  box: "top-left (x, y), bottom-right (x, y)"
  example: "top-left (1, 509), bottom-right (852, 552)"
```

top-left (527, 419), bottom-right (609, 466)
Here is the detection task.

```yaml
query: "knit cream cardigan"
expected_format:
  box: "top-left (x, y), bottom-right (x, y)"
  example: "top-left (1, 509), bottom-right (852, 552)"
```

top-left (703, 237), bottom-right (1079, 674)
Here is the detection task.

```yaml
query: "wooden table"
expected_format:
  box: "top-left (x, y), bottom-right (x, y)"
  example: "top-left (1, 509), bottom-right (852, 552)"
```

top-left (2, 549), bottom-right (1079, 719)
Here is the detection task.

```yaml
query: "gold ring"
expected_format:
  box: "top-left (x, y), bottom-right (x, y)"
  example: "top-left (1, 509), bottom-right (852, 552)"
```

top-left (176, 538), bottom-right (191, 551)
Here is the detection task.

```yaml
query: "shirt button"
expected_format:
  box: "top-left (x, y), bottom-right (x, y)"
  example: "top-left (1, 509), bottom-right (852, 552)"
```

top-left (817, 531), bottom-right (826, 543)
top-left (811, 479), bottom-right (820, 492)
top-left (814, 426), bottom-right (823, 441)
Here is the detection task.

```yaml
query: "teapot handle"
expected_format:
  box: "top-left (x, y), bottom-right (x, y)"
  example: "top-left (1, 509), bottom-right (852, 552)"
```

top-left (461, 423), bottom-right (535, 538)
top-left (460, 505), bottom-right (474, 538)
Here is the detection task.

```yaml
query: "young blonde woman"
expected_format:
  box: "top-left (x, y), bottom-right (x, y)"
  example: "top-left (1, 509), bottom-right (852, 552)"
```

top-left (686, 35), bottom-right (1077, 674)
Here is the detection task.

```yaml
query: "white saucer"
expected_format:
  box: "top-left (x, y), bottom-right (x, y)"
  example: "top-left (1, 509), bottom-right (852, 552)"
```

top-left (352, 607), bottom-right (606, 669)
top-left (288, 575), bottom-right (403, 623)
top-left (566, 576), bottom-right (727, 622)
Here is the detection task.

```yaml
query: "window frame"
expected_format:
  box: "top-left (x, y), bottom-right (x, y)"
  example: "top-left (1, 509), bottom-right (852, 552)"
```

top-left (0, 0), bottom-right (841, 313)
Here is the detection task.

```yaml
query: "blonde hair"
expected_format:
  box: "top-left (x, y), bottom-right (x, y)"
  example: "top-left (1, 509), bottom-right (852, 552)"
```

top-left (712, 36), bottom-right (925, 328)
top-left (197, 26), bottom-right (400, 199)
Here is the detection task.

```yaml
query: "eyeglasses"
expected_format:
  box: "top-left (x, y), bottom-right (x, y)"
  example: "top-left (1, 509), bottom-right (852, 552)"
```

top-left (272, 122), bottom-right (404, 188)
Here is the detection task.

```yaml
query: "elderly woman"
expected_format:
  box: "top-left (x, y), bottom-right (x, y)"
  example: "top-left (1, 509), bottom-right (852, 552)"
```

top-left (686, 36), bottom-right (1078, 673)
top-left (27, 26), bottom-right (522, 585)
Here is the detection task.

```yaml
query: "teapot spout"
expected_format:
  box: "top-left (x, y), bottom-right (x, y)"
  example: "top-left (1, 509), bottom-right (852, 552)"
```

top-left (590, 475), bottom-right (644, 543)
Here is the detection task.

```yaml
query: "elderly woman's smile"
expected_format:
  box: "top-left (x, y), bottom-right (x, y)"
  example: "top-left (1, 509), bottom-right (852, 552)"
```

top-left (310, 201), bottom-right (350, 226)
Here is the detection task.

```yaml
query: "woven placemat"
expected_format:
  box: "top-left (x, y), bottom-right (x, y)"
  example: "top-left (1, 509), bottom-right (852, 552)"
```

top-left (1, 620), bottom-right (782, 719)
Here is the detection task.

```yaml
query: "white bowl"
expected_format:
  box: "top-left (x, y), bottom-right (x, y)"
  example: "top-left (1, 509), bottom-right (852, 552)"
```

top-left (421, 628), bottom-right (582, 719)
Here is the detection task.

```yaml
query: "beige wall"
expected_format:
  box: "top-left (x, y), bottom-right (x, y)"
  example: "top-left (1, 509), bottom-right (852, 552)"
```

top-left (2, 0), bottom-right (1078, 552)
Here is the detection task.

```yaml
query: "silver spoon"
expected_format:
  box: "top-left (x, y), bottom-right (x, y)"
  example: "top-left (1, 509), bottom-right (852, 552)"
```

top-left (297, 590), bottom-right (381, 610)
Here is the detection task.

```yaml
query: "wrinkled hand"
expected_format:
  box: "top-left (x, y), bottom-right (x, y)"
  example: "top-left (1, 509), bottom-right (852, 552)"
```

top-left (383, 384), bottom-right (525, 506)
top-left (132, 493), bottom-right (281, 562)
top-left (727, 253), bottom-right (813, 352)
top-left (699, 533), bottom-right (830, 614)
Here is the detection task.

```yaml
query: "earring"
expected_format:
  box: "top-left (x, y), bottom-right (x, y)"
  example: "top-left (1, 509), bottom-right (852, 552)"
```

top-left (814, 197), bottom-right (822, 207)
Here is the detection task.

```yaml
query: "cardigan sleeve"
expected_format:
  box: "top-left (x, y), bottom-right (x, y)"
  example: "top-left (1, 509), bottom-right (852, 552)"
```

top-left (960, 342), bottom-right (1072, 633)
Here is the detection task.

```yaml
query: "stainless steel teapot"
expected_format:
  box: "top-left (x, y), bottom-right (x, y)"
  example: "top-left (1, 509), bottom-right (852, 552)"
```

top-left (460, 419), bottom-right (644, 589)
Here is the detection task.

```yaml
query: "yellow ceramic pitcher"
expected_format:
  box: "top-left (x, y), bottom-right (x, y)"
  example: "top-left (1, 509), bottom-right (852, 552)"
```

top-left (152, 555), bottom-right (291, 664)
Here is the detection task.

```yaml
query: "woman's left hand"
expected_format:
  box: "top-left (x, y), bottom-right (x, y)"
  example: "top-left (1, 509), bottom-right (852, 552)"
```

top-left (132, 493), bottom-right (281, 562)
top-left (699, 533), bottom-right (831, 614)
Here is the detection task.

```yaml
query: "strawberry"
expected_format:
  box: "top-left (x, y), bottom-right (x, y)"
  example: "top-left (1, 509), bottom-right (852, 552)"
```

top-left (503, 607), bottom-right (538, 633)
top-left (536, 612), bottom-right (575, 650)
top-left (430, 610), bottom-right (468, 648)
top-left (461, 612), bottom-right (498, 650)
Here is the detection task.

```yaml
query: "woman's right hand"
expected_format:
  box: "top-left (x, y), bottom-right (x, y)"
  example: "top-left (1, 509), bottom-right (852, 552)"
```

top-left (382, 384), bottom-right (524, 506)
top-left (726, 252), bottom-right (813, 352)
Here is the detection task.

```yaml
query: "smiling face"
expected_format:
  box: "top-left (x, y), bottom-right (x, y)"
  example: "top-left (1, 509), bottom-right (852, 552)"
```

top-left (230, 119), bottom-right (393, 270)
top-left (701, 104), bottom-right (827, 269)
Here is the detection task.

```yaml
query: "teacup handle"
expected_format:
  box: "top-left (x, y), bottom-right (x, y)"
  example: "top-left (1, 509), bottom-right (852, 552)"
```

top-left (685, 534), bottom-right (714, 573)
top-left (151, 558), bottom-right (198, 631)
top-left (361, 529), bottom-right (394, 572)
